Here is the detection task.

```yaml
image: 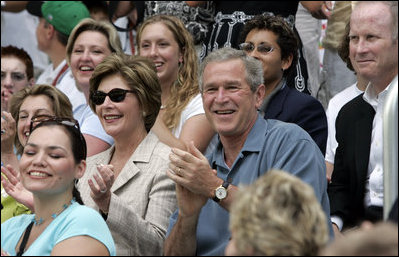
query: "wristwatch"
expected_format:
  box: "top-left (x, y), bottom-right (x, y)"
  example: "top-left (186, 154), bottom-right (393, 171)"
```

top-left (213, 180), bottom-right (230, 202)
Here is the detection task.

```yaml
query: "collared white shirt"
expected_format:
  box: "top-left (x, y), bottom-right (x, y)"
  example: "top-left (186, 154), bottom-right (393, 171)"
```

top-left (56, 69), bottom-right (86, 114)
top-left (331, 76), bottom-right (396, 231)
top-left (362, 78), bottom-right (395, 208)
top-left (36, 59), bottom-right (86, 114)
top-left (36, 59), bottom-right (67, 85)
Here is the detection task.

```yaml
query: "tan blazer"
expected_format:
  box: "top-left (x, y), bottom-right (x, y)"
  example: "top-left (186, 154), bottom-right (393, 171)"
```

top-left (78, 132), bottom-right (177, 255)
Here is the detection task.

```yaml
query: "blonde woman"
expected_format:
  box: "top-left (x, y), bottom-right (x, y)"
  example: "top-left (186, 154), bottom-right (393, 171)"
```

top-left (226, 170), bottom-right (329, 256)
top-left (65, 18), bottom-right (124, 156)
top-left (137, 15), bottom-right (215, 153)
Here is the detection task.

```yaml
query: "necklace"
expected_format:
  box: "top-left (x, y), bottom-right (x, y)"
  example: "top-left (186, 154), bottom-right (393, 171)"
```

top-left (32, 198), bottom-right (75, 226)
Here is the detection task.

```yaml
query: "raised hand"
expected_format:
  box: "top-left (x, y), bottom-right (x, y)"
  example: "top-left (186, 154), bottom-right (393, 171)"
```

top-left (1, 111), bottom-right (17, 155)
top-left (166, 141), bottom-right (221, 217)
top-left (1, 164), bottom-right (34, 211)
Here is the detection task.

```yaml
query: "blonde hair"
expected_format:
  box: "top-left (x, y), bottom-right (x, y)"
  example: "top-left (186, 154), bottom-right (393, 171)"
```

top-left (66, 18), bottom-right (123, 65)
top-left (230, 170), bottom-right (329, 256)
top-left (9, 84), bottom-right (73, 155)
top-left (136, 15), bottom-right (199, 131)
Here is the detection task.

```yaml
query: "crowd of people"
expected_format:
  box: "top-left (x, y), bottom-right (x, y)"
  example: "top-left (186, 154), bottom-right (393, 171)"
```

top-left (1, 1), bottom-right (398, 256)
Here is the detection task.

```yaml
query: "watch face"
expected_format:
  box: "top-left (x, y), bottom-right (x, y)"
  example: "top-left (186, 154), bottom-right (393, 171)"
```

top-left (216, 187), bottom-right (227, 199)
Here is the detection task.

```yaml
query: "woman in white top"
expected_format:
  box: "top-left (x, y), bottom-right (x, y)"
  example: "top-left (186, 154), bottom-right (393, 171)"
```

top-left (137, 15), bottom-right (215, 153)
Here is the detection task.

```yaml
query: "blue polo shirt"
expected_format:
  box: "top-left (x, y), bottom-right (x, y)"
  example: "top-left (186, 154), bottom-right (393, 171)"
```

top-left (166, 114), bottom-right (333, 255)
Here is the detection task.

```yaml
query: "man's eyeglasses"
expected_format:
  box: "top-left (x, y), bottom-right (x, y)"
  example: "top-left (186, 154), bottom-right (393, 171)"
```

top-left (90, 88), bottom-right (135, 106)
top-left (239, 42), bottom-right (274, 54)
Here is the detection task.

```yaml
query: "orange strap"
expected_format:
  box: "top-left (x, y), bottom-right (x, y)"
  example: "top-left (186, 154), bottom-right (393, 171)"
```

top-left (52, 63), bottom-right (69, 86)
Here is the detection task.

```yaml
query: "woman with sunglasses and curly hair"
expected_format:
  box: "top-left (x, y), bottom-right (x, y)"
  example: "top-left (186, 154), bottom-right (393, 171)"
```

top-left (1, 116), bottom-right (115, 256)
top-left (137, 15), bottom-right (215, 154)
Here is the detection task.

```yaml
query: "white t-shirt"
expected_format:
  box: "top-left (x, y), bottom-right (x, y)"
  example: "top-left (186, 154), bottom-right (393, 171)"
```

top-left (56, 69), bottom-right (86, 114)
top-left (325, 83), bottom-right (363, 164)
top-left (36, 59), bottom-right (67, 85)
top-left (172, 93), bottom-right (205, 137)
top-left (363, 78), bottom-right (396, 208)
top-left (74, 105), bottom-right (114, 146)
top-left (171, 93), bottom-right (217, 155)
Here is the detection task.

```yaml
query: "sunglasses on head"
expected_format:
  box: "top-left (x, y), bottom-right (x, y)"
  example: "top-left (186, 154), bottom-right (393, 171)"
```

top-left (30, 115), bottom-right (80, 133)
top-left (90, 88), bottom-right (135, 106)
top-left (239, 42), bottom-right (274, 54)
top-left (29, 115), bottom-right (86, 158)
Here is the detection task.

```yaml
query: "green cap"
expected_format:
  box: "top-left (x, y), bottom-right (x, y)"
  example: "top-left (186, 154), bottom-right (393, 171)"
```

top-left (41, 1), bottom-right (90, 36)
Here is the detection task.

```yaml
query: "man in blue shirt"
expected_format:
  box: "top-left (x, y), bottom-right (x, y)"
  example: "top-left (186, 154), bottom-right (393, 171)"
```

top-left (164, 47), bottom-right (333, 256)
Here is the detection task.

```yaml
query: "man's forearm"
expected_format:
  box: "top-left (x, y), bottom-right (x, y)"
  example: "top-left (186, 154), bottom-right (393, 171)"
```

top-left (164, 213), bottom-right (199, 256)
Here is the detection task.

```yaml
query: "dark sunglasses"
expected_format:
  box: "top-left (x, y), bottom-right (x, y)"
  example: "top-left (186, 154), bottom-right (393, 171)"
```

top-left (239, 42), bottom-right (274, 54)
top-left (29, 115), bottom-right (86, 157)
top-left (90, 88), bottom-right (135, 106)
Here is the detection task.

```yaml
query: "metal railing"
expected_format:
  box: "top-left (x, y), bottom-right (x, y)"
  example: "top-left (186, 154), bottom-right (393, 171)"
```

top-left (383, 75), bottom-right (398, 220)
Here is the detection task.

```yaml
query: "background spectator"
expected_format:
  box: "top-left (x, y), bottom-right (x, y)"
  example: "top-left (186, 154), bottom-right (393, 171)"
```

top-left (324, 21), bottom-right (368, 181)
top-left (26, 1), bottom-right (90, 115)
top-left (1, 1), bottom-right (50, 79)
top-left (137, 15), bottom-right (215, 154)
top-left (318, 1), bottom-right (357, 109)
top-left (1, 45), bottom-right (34, 112)
top-left (226, 170), bottom-right (329, 256)
top-left (328, 1), bottom-right (398, 235)
top-left (239, 14), bottom-right (327, 155)
top-left (190, 1), bottom-right (331, 95)
top-left (82, 1), bottom-right (109, 22)
top-left (108, 1), bottom-right (215, 56)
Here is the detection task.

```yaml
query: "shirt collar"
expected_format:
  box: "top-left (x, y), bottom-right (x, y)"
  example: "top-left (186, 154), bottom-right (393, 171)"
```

top-left (210, 114), bottom-right (267, 169)
top-left (363, 76), bottom-right (397, 109)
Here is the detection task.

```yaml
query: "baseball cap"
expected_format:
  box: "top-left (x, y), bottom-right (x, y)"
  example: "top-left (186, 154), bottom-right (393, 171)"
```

top-left (27, 1), bottom-right (90, 36)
